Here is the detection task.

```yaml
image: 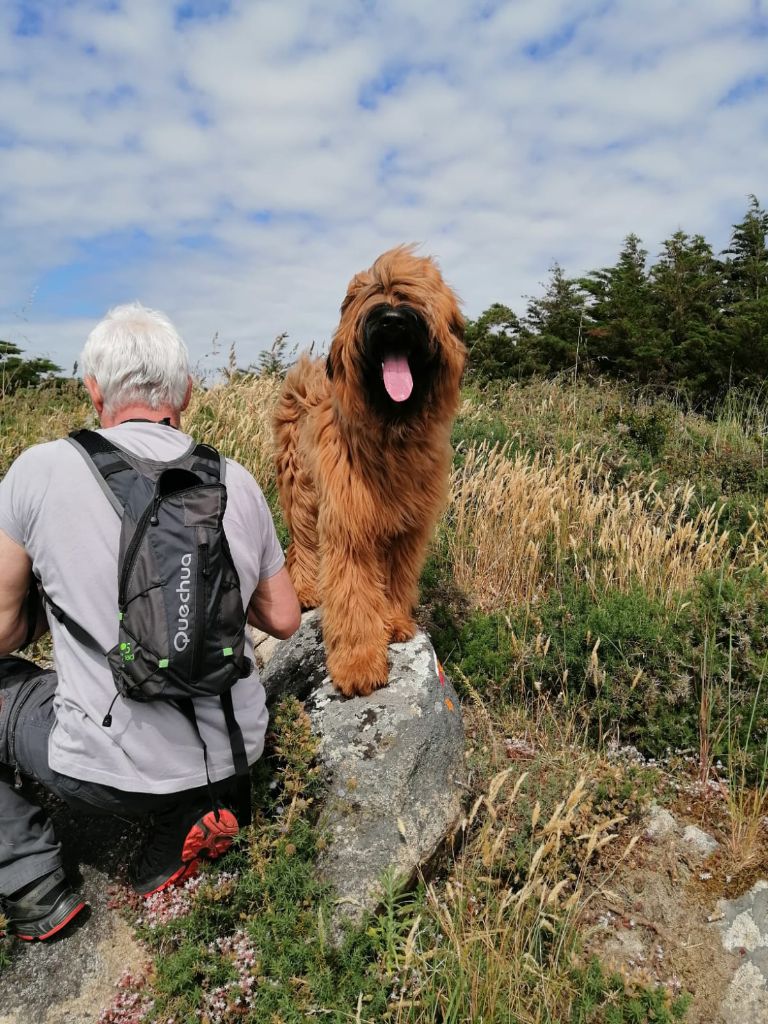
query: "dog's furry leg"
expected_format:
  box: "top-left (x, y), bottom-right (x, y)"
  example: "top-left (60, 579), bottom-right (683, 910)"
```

top-left (320, 529), bottom-right (389, 696)
top-left (273, 368), bottom-right (321, 608)
top-left (283, 476), bottom-right (320, 609)
top-left (385, 528), bottom-right (431, 642)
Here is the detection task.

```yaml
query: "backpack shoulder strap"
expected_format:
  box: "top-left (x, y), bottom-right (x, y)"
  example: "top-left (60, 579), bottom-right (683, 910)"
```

top-left (174, 692), bottom-right (251, 826)
top-left (40, 585), bottom-right (107, 658)
top-left (67, 429), bottom-right (137, 517)
top-left (186, 442), bottom-right (224, 484)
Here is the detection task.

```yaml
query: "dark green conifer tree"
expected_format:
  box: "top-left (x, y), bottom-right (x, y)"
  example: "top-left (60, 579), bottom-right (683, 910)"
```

top-left (721, 195), bottom-right (768, 385)
top-left (464, 303), bottom-right (520, 382)
top-left (649, 231), bottom-right (726, 397)
top-left (516, 263), bottom-right (588, 376)
top-left (581, 234), bottom-right (660, 380)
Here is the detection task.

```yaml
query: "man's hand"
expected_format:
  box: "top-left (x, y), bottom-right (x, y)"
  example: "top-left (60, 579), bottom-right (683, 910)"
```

top-left (247, 566), bottom-right (301, 640)
top-left (0, 529), bottom-right (47, 654)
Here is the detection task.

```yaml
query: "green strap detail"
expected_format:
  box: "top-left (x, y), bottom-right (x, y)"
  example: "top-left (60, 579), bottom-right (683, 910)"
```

top-left (222, 647), bottom-right (233, 657)
top-left (158, 658), bottom-right (169, 669)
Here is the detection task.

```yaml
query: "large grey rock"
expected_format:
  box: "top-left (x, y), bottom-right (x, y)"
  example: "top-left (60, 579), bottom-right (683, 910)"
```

top-left (720, 962), bottom-right (768, 1024)
top-left (260, 611), bottom-right (467, 931)
top-left (716, 880), bottom-right (768, 1023)
top-left (258, 612), bottom-right (329, 704)
top-left (644, 803), bottom-right (678, 841)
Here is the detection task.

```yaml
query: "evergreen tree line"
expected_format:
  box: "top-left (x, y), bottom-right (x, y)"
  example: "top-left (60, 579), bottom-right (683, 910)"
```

top-left (4, 196), bottom-right (767, 403)
top-left (0, 340), bottom-right (61, 396)
top-left (466, 196), bottom-right (768, 403)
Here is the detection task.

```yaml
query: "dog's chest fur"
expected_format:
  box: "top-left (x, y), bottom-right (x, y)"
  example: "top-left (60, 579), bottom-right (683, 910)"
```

top-left (303, 400), bottom-right (451, 537)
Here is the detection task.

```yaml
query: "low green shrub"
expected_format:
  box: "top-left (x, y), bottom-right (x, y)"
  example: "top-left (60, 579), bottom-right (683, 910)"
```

top-left (432, 572), bottom-right (768, 773)
top-left (569, 958), bottom-right (690, 1023)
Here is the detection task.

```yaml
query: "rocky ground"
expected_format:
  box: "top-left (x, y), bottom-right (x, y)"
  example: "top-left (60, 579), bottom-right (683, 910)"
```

top-left (0, 788), bottom-right (147, 1024)
top-left (587, 802), bottom-right (768, 1024)
top-left (2, 622), bottom-right (766, 1023)
top-left (6, 792), bottom-right (765, 1024)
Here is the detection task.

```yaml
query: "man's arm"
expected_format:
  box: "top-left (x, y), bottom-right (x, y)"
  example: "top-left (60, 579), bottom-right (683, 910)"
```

top-left (0, 529), bottom-right (47, 655)
top-left (247, 566), bottom-right (301, 640)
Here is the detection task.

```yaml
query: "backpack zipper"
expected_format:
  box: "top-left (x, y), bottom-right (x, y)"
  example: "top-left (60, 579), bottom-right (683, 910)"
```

top-left (119, 483), bottom-right (213, 605)
top-left (8, 679), bottom-right (40, 788)
top-left (119, 499), bottom-right (158, 606)
top-left (190, 541), bottom-right (210, 680)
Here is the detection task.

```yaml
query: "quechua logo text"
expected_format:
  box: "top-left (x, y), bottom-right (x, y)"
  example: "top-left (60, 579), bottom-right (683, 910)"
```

top-left (173, 552), bottom-right (193, 652)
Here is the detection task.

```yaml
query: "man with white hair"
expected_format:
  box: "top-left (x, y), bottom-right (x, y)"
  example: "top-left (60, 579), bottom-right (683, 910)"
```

top-left (0, 303), bottom-right (300, 941)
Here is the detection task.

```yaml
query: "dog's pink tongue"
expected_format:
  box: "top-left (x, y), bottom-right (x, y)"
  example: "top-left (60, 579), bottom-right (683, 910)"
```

top-left (382, 354), bottom-right (413, 402)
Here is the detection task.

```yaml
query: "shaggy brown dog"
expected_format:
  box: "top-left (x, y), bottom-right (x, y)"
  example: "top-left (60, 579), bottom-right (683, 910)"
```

top-left (273, 245), bottom-right (467, 696)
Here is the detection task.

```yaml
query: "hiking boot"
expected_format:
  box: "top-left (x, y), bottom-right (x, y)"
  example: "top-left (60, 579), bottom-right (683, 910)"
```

top-left (3, 867), bottom-right (86, 941)
top-left (131, 807), bottom-right (239, 897)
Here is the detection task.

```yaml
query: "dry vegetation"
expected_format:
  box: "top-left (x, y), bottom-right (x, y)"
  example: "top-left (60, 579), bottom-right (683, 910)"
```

top-left (185, 374), bottom-right (280, 487)
top-left (448, 443), bottom-right (734, 610)
top-left (2, 373), bottom-right (767, 1021)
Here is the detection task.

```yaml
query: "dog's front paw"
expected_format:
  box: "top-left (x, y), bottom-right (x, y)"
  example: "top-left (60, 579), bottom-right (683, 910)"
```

top-left (387, 616), bottom-right (417, 644)
top-left (327, 643), bottom-right (389, 697)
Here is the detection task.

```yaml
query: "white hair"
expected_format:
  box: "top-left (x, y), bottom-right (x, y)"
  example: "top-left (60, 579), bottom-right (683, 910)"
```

top-left (80, 303), bottom-right (190, 415)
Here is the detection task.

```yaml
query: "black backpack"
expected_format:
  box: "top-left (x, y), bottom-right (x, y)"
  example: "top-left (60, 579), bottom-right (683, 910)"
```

top-left (42, 427), bottom-right (253, 824)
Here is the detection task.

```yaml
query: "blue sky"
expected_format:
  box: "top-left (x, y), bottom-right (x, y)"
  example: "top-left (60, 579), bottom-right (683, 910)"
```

top-left (0, 0), bottom-right (766, 372)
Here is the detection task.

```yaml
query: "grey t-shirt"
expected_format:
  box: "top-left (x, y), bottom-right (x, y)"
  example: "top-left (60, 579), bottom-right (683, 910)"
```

top-left (0, 422), bottom-right (284, 794)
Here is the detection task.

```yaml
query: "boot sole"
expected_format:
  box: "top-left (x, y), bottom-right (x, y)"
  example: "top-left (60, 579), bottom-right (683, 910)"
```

top-left (138, 809), bottom-right (239, 897)
top-left (14, 892), bottom-right (86, 942)
top-left (182, 808), bottom-right (239, 862)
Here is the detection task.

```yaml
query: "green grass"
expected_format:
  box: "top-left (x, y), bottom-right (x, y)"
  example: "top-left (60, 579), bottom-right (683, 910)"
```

top-left (426, 570), bottom-right (768, 775)
top-left (6, 374), bottom-right (768, 1016)
top-left (569, 959), bottom-right (691, 1024)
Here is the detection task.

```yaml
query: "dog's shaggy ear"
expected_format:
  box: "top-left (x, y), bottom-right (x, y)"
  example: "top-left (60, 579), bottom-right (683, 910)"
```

top-left (448, 311), bottom-right (469, 379)
top-left (340, 271), bottom-right (371, 317)
top-left (326, 336), bottom-right (346, 383)
top-left (450, 313), bottom-right (465, 342)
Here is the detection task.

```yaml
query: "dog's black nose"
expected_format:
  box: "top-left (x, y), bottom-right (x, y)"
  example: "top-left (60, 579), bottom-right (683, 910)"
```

top-left (364, 304), bottom-right (426, 343)
top-left (375, 306), bottom-right (415, 327)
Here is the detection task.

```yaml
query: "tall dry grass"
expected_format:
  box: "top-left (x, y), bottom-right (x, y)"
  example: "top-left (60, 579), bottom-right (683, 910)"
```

top-left (0, 382), bottom-right (91, 475)
top-left (387, 764), bottom-right (636, 1024)
top-left (184, 375), bottom-right (281, 489)
top-left (446, 441), bottom-right (742, 611)
top-left (0, 376), bottom-right (282, 491)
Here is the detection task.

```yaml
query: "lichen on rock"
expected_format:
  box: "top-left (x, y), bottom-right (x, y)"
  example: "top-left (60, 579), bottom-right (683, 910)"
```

top-left (259, 611), bottom-right (467, 932)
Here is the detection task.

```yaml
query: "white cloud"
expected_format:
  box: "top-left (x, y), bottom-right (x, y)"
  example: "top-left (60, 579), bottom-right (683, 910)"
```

top-left (0, 0), bottom-right (766, 372)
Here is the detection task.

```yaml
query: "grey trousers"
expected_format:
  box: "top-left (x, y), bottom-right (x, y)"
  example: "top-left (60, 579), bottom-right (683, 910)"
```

top-left (0, 655), bottom-right (236, 897)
